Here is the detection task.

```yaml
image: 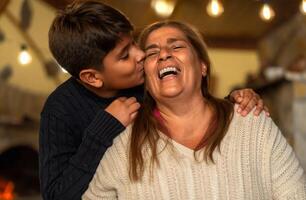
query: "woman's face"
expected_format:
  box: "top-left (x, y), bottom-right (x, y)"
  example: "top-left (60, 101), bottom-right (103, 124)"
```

top-left (143, 26), bottom-right (206, 101)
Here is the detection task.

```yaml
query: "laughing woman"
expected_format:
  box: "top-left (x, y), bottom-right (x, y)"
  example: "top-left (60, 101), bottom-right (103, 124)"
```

top-left (83, 21), bottom-right (306, 199)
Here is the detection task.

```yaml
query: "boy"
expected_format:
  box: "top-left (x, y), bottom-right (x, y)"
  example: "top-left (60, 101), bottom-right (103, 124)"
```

top-left (39, 1), bottom-right (266, 199)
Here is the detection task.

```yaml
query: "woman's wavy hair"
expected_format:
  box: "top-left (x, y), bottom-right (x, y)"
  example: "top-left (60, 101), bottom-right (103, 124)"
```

top-left (129, 21), bottom-right (233, 181)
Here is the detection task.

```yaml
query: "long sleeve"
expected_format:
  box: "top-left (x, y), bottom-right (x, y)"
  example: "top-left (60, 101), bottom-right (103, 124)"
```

top-left (263, 115), bottom-right (306, 199)
top-left (39, 110), bottom-right (125, 200)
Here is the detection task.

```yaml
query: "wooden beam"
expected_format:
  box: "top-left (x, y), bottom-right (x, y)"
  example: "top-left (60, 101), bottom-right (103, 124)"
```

top-left (0, 0), bottom-right (10, 16)
top-left (204, 35), bottom-right (258, 50)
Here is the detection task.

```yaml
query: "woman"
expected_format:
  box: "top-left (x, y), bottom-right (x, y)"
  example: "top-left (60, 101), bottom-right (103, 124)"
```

top-left (83, 21), bottom-right (306, 199)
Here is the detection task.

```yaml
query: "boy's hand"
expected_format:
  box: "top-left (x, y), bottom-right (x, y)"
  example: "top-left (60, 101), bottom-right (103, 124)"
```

top-left (105, 97), bottom-right (141, 127)
top-left (229, 89), bottom-right (270, 117)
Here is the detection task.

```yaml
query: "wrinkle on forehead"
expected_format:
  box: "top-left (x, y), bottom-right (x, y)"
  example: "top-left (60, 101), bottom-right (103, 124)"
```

top-left (145, 27), bottom-right (187, 46)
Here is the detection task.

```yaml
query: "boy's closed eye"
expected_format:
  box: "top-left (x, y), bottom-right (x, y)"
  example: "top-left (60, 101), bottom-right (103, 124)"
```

top-left (120, 52), bottom-right (129, 60)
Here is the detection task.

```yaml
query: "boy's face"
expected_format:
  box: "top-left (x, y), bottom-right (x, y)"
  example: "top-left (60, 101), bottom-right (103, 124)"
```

top-left (100, 34), bottom-right (145, 91)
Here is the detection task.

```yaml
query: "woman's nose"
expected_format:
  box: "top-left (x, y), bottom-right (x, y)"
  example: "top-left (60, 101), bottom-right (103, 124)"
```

top-left (158, 47), bottom-right (172, 61)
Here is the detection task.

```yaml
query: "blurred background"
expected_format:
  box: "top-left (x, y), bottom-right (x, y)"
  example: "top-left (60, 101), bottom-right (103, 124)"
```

top-left (0, 0), bottom-right (305, 199)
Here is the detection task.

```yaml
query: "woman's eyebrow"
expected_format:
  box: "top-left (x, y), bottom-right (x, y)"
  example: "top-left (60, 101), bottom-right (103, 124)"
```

top-left (144, 44), bottom-right (159, 51)
top-left (167, 38), bottom-right (186, 44)
top-left (144, 38), bottom-right (186, 51)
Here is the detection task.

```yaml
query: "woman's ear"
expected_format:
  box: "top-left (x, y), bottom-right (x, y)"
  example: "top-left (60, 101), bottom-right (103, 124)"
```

top-left (79, 69), bottom-right (104, 88)
top-left (201, 63), bottom-right (207, 77)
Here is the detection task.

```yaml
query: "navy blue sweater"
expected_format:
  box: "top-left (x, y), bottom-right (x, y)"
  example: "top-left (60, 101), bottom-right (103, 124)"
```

top-left (39, 77), bottom-right (143, 200)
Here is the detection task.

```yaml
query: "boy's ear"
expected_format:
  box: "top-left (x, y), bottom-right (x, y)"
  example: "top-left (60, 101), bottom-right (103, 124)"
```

top-left (79, 69), bottom-right (104, 88)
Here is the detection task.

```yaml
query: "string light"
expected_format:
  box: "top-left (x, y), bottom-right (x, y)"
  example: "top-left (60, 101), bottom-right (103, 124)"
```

top-left (206, 0), bottom-right (224, 17)
top-left (18, 44), bottom-right (32, 65)
top-left (259, 3), bottom-right (275, 21)
top-left (300, 0), bottom-right (306, 14)
top-left (151, 0), bottom-right (177, 18)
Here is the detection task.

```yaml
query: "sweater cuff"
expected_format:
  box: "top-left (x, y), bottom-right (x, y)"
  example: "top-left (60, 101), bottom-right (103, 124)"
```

top-left (86, 110), bottom-right (125, 143)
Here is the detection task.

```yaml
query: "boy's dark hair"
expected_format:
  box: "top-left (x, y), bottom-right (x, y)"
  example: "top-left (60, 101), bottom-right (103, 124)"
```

top-left (49, 0), bottom-right (133, 78)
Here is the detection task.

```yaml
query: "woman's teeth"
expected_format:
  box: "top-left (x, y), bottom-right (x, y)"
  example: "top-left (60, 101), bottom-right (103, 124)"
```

top-left (159, 67), bottom-right (178, 79)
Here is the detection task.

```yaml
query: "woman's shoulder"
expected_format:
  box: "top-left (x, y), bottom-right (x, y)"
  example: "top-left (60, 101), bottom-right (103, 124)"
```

top-left (231, 104), bottom-right (273, 127)
top-left (88, 126), bottom-right (132, 193)
top-left (102, 125), bottom-right (132, 164)
top-left (220, 104), bottom-right (280, 164)
top-left (96, 126), bottom-right (132, 181)
top-left (229, 104), bottom-right (276, 142)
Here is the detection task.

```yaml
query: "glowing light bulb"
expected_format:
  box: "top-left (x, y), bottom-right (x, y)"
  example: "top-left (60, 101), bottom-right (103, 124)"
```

top-left (300, 0), bottom-right (306, 14)
top-left (206, 0), bottom-right (224, 17)
top-left (151, 0), bottom-right (176, 18)
top-left (18, 45), bottom-right (32, 65)
top-left (259, 3), bottom-right (275, 21)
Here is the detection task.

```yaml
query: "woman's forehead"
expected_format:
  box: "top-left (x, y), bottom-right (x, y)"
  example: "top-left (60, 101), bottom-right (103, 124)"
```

top-left (145, 27), bottom-right (187, 44)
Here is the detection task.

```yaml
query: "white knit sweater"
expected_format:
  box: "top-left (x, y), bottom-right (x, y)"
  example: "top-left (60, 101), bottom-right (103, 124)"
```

top-left (83, 110), bottom-right (306, 200)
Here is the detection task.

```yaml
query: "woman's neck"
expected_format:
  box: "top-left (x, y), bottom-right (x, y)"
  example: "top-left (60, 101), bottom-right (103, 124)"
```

top-left (156, 94), bottom-right (213, 149)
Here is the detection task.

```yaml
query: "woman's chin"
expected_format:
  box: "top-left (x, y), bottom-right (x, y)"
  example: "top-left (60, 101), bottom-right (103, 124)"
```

top-left (159, 89), bottom-right (183, 99)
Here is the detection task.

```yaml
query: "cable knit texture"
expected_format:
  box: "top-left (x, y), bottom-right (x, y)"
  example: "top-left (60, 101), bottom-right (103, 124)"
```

top-left (39, 77), bottom-right (143, 200)
top-left (83, 109), bottom-right (306, 200)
